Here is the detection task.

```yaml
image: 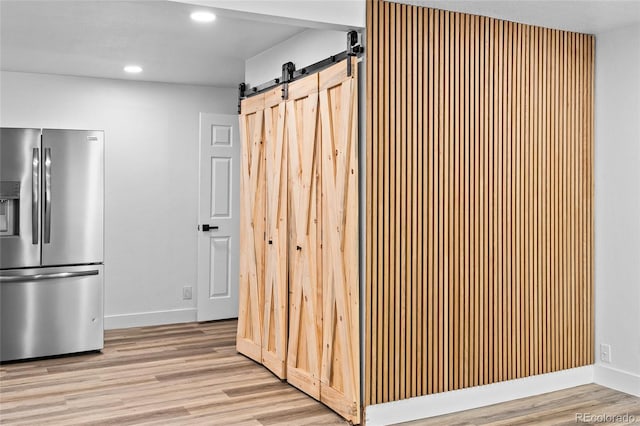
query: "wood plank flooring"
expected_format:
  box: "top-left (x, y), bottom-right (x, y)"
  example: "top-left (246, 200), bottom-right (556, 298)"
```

top-left (0, 320), bottom-right (346, 425)
top-left (399, 384), bottom-right (640, 425)
top-left (3, 320), bottom-right (638, 425)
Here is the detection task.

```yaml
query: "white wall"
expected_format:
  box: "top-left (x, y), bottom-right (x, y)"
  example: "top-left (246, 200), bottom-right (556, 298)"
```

top-left (245, 29), bottom-right (348, 88)
top-left (594, 23), bottom-right (640, 396)
top-left (0, 71), bottom-right (237, 328)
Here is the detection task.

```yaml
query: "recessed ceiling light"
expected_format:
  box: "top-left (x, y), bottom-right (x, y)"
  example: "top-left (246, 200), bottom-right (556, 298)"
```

top-left (124, 65), bottom-right (142, 74)
top-left (190, 11), bottom-right (216, 23)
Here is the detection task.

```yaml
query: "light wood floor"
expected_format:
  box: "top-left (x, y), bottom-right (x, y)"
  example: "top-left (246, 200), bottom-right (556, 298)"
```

top-left (2, 321), bottom-right (638, 426)
top-left (0, 320), bottom-right (346, 425)
top-left (400, 383), bottom-right (640, 425)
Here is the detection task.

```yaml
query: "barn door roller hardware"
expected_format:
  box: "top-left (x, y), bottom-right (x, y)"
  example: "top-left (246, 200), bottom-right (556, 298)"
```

top-left (238, 30), bottom-right (363, 110)
top-left (281, 62), bottom-right (296, 100)
top-left (346, 30), bottom-right (363, 77)
top-left (238, 83), bottom-right (246, 114)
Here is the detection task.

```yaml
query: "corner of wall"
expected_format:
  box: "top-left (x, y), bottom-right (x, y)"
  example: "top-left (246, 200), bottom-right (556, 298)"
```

top-left (594, 364), bottom-right (640, 397)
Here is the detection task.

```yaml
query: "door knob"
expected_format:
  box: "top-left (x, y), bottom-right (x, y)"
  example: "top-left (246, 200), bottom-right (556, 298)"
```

top-left (200, 224), bottom-right (219, 231)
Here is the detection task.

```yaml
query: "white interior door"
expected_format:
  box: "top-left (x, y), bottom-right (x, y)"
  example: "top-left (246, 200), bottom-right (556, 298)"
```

top-left (197, 113), bottom-right (240, 321)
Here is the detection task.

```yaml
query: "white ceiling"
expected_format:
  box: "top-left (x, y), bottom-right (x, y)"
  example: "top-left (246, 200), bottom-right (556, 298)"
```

top-left (0, 1), bottom-right (307, 87)
top-left (2, 1), bottom-right (639, 88)
top-left (410, 0), bottom-right (640, 34)
top-left (172, 0), bottom-right (366, 29)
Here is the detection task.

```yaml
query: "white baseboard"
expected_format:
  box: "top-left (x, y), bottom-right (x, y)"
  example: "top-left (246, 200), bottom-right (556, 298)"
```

top-left (104, 308), bottom-right (197, 330)
top-left (365, 366), bottom-right (594, 425)
top-left (594, 364), bottom-right (640, 397)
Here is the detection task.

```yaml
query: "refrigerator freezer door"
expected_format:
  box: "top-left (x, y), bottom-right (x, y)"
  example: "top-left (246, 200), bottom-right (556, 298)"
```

top-left (41, 129), bottom-right (104, 266)
top-left (0, 265), bottom-right (104, 361)
top-left (0, 128), bottom-right (42, 269)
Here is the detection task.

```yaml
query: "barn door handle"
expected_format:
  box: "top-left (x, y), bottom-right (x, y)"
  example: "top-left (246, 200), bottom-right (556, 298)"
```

top-left (200, 224), bottom-right (219, 231)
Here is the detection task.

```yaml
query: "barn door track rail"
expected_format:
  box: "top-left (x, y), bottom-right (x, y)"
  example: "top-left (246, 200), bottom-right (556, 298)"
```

top-left (238, 30), bottom-right (363, 113)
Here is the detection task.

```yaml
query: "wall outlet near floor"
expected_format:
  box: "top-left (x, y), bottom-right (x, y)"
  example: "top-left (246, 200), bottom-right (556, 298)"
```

top-left (182, 286), bottom-right (193, 300)
top-left (600, 343), bottom-right (612, 363)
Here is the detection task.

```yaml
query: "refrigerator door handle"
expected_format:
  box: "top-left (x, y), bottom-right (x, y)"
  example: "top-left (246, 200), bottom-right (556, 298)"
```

top-left (44, 148), bottom-right (51, 244)
top-left (0, 270), bottom-right (99, 283)
top-left (32, 148), bottom-right (40, 244)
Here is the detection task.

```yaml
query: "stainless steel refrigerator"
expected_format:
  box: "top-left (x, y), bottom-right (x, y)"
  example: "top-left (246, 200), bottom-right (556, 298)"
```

top-left (0, 128), bottom-right (104, 362)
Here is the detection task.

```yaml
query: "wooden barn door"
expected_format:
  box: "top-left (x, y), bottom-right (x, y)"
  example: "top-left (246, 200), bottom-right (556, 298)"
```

top-left (319, 59), bottom-right (360, 423)
top-left (237, 94), bottom-right (266, 363)
top-left (262, 89), bottom-right (289, 378)
top-left (286, 76), bottom-right (323, 400)
top-left (238, 58), bottom-right (360, 424)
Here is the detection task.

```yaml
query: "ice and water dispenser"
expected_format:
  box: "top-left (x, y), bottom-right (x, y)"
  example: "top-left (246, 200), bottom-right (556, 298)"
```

top-left (0, 181), bottom-right (20, 236)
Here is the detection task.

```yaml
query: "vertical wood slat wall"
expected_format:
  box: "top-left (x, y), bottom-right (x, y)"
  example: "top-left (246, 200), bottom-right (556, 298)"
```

top-left (365, 0), bottom-right (594, 405)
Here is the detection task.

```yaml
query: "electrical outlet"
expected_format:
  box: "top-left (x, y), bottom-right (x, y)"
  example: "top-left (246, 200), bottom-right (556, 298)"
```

top-left (600, 343), bottom-right (612, 363)
top-left (182, 286), bottom-right (193, 300)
